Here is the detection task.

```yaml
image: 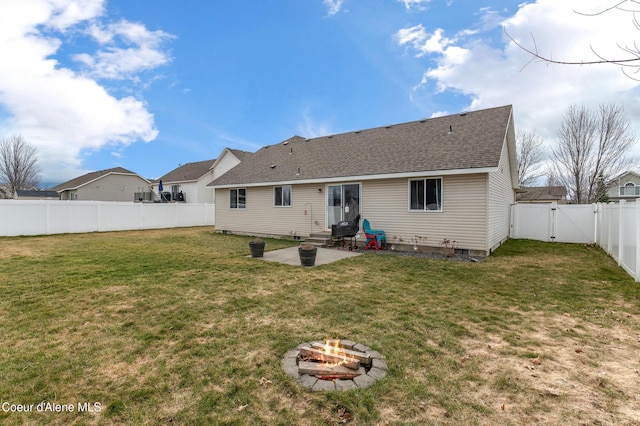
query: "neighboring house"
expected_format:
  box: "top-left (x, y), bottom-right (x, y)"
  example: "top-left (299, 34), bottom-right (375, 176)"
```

top-left (607, 171), bottom-right (640, 202)
top-left (15, 189), bottom-right (60, 200)
top-left (208, 105), bottom-right (518, 256)
top-left (516, 186), bottom-right (567, 204)
top-left (153, 159), bottom-right (217, 203)
top-left (0, 184), bottom-right (12, 199)
top-left (51, 167), bottom-right (151, 202)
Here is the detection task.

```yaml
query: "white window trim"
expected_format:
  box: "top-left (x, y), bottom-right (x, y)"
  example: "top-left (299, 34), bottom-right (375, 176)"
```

top-left (230, 188), bottom-right (246, 209)
top-left (273, 185), bottom-right (292, 207)
top-left (619, 181), bottom-right (640, 196)
top-left (407, 177), bottom-right (443, 212)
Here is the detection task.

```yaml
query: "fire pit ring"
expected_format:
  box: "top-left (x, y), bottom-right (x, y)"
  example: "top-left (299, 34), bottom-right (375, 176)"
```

top-left (281, 339), bottom-right (388, 392)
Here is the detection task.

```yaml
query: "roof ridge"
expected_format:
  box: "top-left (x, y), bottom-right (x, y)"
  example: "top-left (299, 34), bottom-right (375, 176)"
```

top-left (299, 104), bottom-right (513, 141)
top-left (209, 104), bottom-right (514, 187)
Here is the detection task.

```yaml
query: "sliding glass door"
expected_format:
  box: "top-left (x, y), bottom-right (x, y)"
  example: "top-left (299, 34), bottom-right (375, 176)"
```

top-left (327, 183), bottom-right (360, 227)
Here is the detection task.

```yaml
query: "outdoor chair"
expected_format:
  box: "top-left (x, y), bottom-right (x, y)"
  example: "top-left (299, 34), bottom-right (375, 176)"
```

top-left (362, 219), bottom-right (386, 251)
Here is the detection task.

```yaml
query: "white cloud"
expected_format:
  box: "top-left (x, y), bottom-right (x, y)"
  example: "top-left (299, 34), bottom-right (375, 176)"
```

top-left (74, 20), bottom-right (173, 80)
top-left (297, 109), bottom-right (333, 138)
top-left (0, 0), bottom-right (171, 183)
top-left (396, 25), bottom-right (455, 55)
top-left (396, 0), bottom-right (640, 154)
top-left (323, 0), bottom-right (344, 16)
top-left (398, 0), bottom-right (432, 11)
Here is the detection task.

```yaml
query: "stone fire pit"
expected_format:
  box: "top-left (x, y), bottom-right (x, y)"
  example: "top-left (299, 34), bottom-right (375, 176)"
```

top-left (281, 339), bottom-right (388, 392)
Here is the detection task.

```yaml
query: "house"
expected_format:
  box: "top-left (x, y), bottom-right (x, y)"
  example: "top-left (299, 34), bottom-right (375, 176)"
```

top-left (15, 189), bottom-right (60, 200)
top-left (208, 105), bottom-right (518, 256)
top-left (0, 184), bottom-right (11, 199)
top-left (153, 159), bottom-right (216, 203)
top-left (516, 186), bottom-right (567, 204)
top-left (51, 167), bottom-right (151, 202)
top-left (607, 171), bottom-right (640, 202)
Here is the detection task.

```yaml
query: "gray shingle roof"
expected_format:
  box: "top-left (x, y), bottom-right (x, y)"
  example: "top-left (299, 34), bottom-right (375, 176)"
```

top-left (16, 189), bottom-right (60, 198)
top-left (210, 105), bottom-right (513, 187)
top-left (159, 159), bottom-right (216, 183)
top-left (516, 186), bottom-right (567, 202)
top-left (50, 167), bottom-right (144, 192)
top-left (608, 170), bottom-right (640, 185)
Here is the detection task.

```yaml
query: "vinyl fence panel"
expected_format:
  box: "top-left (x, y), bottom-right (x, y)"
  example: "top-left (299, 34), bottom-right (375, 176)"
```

top-left (0, 200), bottom-right (215, 237)
top-left (609, 204), bottom-right (620, 259)
top-left (511, 203), bottom-right (595, 244)
top-left (512, 202), bottom-right (640, 281)
top-left (510, 203), bottom-right (552, 241)
top-left (553, 204), bottom-right (596, 244)
top-left (620, 203), bottom-right (637, 274)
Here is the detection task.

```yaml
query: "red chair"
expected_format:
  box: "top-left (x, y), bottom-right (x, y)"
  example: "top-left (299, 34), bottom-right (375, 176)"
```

top-left (362, 219), bottom-right (385, 251)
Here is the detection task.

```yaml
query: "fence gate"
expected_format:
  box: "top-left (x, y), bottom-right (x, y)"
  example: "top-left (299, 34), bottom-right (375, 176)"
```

top-left (511, 203), bottom-right (596, 244)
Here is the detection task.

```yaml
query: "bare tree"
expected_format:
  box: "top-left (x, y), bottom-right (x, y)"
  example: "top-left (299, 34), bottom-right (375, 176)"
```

top-left (551, 103), bottom-right (636, 203)
top-left (544, 170), bottom-right (562, 188)
top-left (516, 130), bottom-right (546, 186)
top-left (0, 135), bottom-right (40, 198)
top-left (505, 1), bottom-right (640, 78)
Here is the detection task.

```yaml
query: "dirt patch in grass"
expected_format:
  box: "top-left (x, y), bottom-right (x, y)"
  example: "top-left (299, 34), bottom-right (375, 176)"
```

top-left (459, 309), bottom-right (640, 425)
top-left (100, 355), bottom-right (158, 386)
top-left (1, 232), bottom-right (638, 425)
top-left (0, 245), bottom-right (46, 259)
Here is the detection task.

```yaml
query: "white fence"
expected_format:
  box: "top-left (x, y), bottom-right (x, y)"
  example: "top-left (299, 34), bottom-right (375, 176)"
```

top-left (596, 201), bottom-right (640, 281)
top-left (511, 202), bottom-right (640, 281)
top-left (0, 200), bottom-right (215, 237)
top-left (510, 203), bottom-right (597, 244)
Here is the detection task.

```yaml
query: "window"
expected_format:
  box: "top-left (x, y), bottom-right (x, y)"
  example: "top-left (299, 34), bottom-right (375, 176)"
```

top-left (230, 188), bottom-right (246, 209)
top-left (274, 185), bottom-right (291, 207)
top-left (409, 178), bottom-right (442, 211)
top-left (620, 182), bottom-right (640, 196)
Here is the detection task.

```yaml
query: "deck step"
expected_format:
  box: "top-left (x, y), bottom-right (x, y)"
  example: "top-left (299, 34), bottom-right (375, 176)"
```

top-left (305, 232), bottom-right (332, 248)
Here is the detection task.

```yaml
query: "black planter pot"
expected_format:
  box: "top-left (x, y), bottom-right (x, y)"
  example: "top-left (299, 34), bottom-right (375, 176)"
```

top-left (298, 245), bottom-right (317, 267)
top-left (249, 240), bottom-right (265, 258)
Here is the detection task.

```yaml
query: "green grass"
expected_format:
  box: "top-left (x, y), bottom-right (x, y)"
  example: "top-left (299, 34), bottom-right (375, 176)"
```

top-left (0, 229), bottom-right (638, 425)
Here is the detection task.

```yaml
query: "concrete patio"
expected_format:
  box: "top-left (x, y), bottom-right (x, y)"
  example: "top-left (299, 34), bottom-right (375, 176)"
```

top-left (254, 246), bottom-right (362, 266)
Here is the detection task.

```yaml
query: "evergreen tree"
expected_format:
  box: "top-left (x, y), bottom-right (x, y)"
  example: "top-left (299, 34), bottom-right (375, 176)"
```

top-left (594, 172), bottom-right (610, 203)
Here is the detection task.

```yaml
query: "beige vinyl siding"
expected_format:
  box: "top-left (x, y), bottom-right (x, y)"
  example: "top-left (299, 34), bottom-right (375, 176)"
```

top-left (215, 183), bottom-right (325, 238)
top-left (608, 172), bottom-right (640, 200)
top-left (76, 174), bottom-right (149, 202)
top-left (361, 174), bottom-right (488, 252)
top-left (216, 174), bottom-right (491, 253)
top-left (487, 139), bottom-right (515, 251)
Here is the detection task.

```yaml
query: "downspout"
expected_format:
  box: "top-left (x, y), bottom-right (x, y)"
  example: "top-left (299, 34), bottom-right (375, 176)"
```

top-left (305, 203), bottom-right (313, 235)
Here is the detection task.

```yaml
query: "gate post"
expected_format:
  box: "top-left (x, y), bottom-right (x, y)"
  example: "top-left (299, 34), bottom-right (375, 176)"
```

top-left (549, 203), bottom-right (556, 242)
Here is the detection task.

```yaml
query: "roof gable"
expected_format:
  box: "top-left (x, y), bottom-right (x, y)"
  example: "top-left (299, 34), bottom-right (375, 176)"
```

top-left (210, 105), bottom-right (513, 187)
top-left (51, 167), bottom-right (147, 192)
top-left (610, 170), bottom-right (640, 183)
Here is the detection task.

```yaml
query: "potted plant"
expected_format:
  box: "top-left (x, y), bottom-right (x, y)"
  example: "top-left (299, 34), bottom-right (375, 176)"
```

top-left (249, 238), bottom-right (265, 258)
top-left (298, 242), bottom-right (317, 267)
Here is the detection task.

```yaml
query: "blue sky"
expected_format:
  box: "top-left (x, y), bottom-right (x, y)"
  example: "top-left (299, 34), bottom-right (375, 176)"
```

top-left (1, 0), bottom-right (639, 186)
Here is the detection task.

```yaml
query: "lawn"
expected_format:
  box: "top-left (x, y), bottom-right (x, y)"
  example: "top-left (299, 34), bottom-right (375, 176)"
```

top-left (0, 228), bottom-right (638, 425)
